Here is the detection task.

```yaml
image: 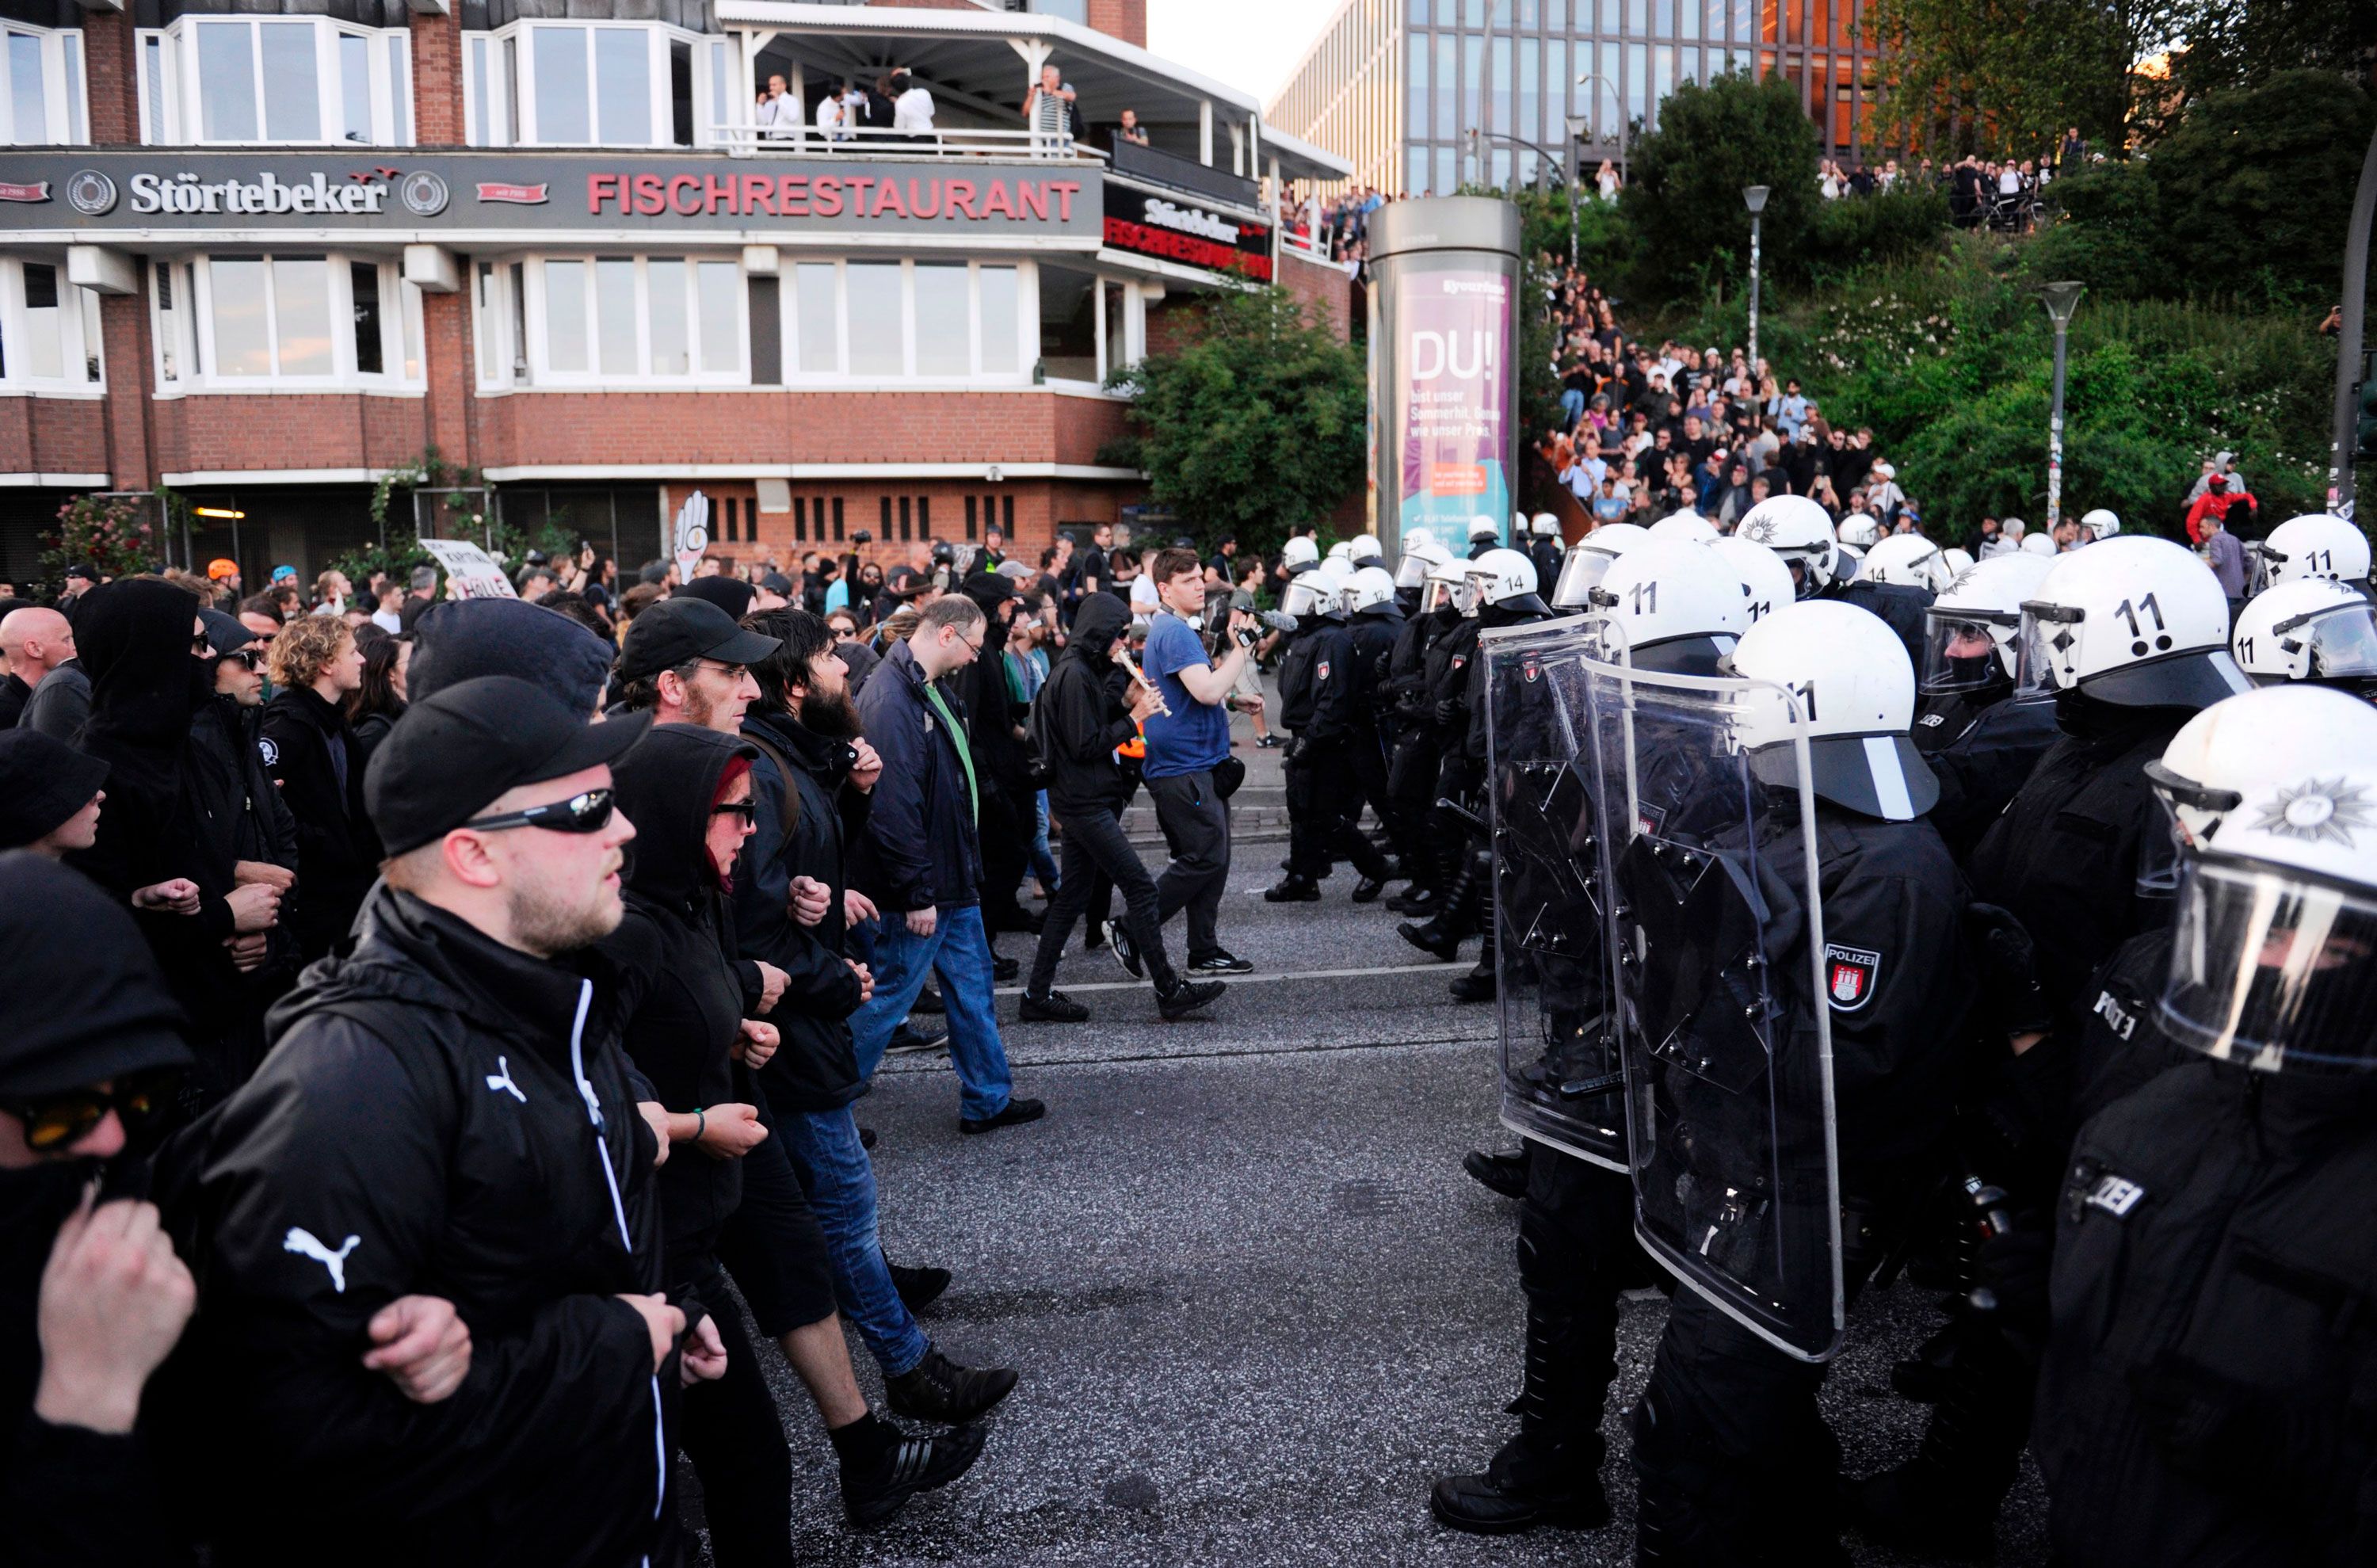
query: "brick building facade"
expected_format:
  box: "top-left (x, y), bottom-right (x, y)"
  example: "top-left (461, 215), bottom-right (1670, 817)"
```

top-left (0, 0), bottom-right (1348, 583)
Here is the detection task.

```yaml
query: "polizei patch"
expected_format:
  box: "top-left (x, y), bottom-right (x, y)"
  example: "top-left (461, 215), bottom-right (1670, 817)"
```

top-left (2085, 1173), bottom-right (2147, 1218)
top-left (1824, 944), bottom-right (1881, 1011)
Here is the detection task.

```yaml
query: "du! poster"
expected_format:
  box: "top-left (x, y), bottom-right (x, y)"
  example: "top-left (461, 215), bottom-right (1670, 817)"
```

top-left (1396, 270), bottom-right (1512, 542)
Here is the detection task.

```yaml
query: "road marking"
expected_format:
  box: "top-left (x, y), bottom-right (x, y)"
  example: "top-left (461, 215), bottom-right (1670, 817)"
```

top-left (995, 959), bottom-right (1465, 997)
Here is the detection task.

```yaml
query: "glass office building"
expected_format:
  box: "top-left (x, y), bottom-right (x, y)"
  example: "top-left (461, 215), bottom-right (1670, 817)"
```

top-left (1269, 0), bottom-right (1887, 198)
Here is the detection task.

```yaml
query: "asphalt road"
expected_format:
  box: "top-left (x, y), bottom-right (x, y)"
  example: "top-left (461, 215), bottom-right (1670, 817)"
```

top-left (722, 720), bottom-right (2052, 1566)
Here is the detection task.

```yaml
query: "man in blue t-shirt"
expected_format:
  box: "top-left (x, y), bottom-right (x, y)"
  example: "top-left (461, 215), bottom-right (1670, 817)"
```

top-left (1138, 547), bottom-right (1261, 974)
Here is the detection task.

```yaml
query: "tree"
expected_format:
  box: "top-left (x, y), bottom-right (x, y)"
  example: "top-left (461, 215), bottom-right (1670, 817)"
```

top-left (1617, 69), bottom-right (1820, 298)
top-left (1114, 286), bottom-right (1366, 551)
top-left (1858, 0), bottom-right (2177, 155)
top-left (2161, 0), bottom-right (2377, 124)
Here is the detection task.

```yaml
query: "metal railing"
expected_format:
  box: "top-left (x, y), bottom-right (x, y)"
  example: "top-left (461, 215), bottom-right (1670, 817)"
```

top-left (711, 123), bottom-right (1108, 162)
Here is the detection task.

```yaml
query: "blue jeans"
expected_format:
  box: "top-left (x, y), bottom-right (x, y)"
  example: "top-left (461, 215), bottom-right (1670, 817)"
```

top-left (850, 903), bottom-right (1014, 1121)
top-left (1030, 790), bottom-right (1061, 891)
top-left (1559, 388), bottom-right (1586, 429)
top-left (772, 1100), bottom-right (930, 1379)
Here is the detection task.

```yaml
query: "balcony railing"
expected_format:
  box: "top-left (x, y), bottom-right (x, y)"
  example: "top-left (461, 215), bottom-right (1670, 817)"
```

top-left (1107, 138), bottom-right (1259, 210)
top-left (711, 124), bottom-right (1109, 162)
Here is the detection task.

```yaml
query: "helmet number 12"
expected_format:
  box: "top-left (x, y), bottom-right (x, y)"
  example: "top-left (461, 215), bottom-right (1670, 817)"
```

top-left (2113, 593), bottom-right (2165, 639)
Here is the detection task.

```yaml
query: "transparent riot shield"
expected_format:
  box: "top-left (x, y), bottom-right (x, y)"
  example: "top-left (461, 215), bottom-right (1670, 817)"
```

top-left (1579, 654), bottom-right (1845, 1362)
top-left (1481, 617), bottom-right (1626, 1172)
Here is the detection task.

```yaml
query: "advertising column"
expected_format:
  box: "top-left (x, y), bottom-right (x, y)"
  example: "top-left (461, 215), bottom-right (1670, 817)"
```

top-left (1366, 197), bottom-right (1522, 559)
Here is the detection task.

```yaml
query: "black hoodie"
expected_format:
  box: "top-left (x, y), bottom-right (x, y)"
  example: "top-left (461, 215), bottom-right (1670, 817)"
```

top-left (1032, 591), bottom-right (1139, 813)
top-left (600, 724), bottom-right (758, 1269)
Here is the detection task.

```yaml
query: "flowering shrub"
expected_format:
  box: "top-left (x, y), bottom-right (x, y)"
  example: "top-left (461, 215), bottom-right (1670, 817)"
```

top-left (43, 494), bottom-right (158, 583)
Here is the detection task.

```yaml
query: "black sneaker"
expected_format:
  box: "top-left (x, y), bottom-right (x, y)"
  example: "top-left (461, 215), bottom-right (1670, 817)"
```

top-left (1254, 734), bottom-right (1284, 749)
top-left (1018, 990), bottom-right (1089, 1023)
top-left (992, 954), bottom-right (1021, 982)
top-left (1263, 873), bottom-right (1322, 902)
top-left (1351, 875), bottom-right (1387, 903)
top-left (884, 1023), bottom-right (949, 1055)
top-left (885, 1349), bottom-right (1020, 1425)
top-left (960, 1097), bottom-right (1047, 1135)
top-left (1188, 948), bottom-right (1254, 975)
top-left (843, 1423), bottom-right (987, 1528)
top-left (890, 1261), bottom-right (952, 1313)
top-left (1108, 920), bottom-right (1145, 979)
top-left (1158, 978), bottom-right (1227, 1020)
top-left (911, 981), bottom-right (946, 1015)
top-left (1463, 1149), bottom-right (1529, 1200)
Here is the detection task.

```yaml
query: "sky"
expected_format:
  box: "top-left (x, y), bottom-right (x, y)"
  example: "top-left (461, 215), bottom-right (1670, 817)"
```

top-left (1147, 0), bottom-right (1349, 107)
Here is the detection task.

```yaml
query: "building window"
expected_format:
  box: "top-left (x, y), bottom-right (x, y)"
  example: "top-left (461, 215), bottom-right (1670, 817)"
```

top-left (3, 25), bottom-right (88, 145)
top-left (158, 252), bottom-right (422, 391)
top-left (468, 22), bottom-right (719, 149)
top-left (509, 254), bottom-right (748, 387)
top-left (0, 259), bottom-right (103, 391)
top-left (783, 260), bottom-right (1028, 383)
top-left (141, 21), bottom-right (410, 147)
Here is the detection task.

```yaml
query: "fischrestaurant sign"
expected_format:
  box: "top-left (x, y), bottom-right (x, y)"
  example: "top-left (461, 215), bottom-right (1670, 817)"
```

top-left (0, 152), bottom-right (1102, 242)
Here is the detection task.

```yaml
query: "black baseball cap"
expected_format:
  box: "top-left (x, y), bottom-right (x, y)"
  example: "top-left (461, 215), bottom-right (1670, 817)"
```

top-left (616, 596), bottom-right (780, 682)
top-left (885, 565), bottom-right (931, 599)
top-left (366, 675), bottom-right (652, 856)
top-left (759, 572), bottom-right (795, 595)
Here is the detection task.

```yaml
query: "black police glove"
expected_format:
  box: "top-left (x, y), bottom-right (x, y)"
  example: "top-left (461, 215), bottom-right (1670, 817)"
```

top-left (1433, 696), bottom-right (1463, 729)
top-left (1969, 1221), bottom-right (2052, 1365)
top-left (1968, 902), bottom-right (2053, 1040)
top-left (1283, 734), bottom-right (1308, 765)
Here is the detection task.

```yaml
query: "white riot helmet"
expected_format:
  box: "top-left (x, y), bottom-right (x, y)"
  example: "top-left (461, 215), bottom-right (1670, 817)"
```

top-left (1395, 535), bottom-right (1453, 589)
top-left (1468, 515), bottom-right (1503, 544)
top-left (2014, 535), bottom-right (2250, 708)
top-left (1727, 600), bottom-right (1939, 821)
top-left (1920, 552), bottom-right (2055, 693)
top-left (1326, 539), bottom-right (1353, 562)
top-left (1529, 513), bottom-right (1562, 539)
top-left (1832, 542), bottom-right (1864, 584)
top-left (1836, 513), bottom-right (1883, 550)
top-left (1465, 547), bottom-right (1545, 612)
top-left (1734, 495), bottom-right (1840, 598)
top-left (1421, 557), bottom-right (1475, 617)
top-left (1551, 521), bottom-right (1649, 609)
top-left (2020, 531), bottom-right (2058, 557)
top-left (1646, 511), bottom-right (1719, 544)
top-left (2081, 507), bottom-right (2121, 541)
top-left (2143, 686), bottom-right (2377, 1071)
top-left (2231, 578), bottom-right (2377, 691)
top-left (1347, 534), bottom-right (1384, 564)
top-left (2250, 513), bottom-right (2371, 593)
top-left (1282, 535), bottom-right (1321, 570)
top-left (1706, 536), bottom-right (1797, 626)
top-left (1344, 564), bottom-right (1397, 616)
top-left (1280, 575), bottom-right (1330, 619)
top-left (1311, 555), bottom-right (1353, 617)
top-left (1404, 526), bottom-right (1438, 554)
top-left (1940, 547), bottom-right (1975, 578)
top-left (1586, 540), bottom-right (1745, 675)
top-left (1860, 533), bottom-right (1954, 593)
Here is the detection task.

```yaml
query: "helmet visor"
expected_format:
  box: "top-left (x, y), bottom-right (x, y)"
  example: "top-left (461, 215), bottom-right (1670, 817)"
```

top-left (2013, 601), bottom-right (2081, 700)
top-left (1920, 607), bottom-right (2016, 694)
top-left (1419, 578), bottom-right (1456, 615)
top-left (1552, 547), bottom-right (1615, 609)
top-left (2161, 859), bottom-right (2377, 1072)
top-left (1395, 555), bottom-right (1428, 589)
top-left (2291, 601), bottom-right (2377, 679)
top-left (2136, 788), bottom-right (2186, 900)
top-left (2246, 541), bottom-right (2282, 596)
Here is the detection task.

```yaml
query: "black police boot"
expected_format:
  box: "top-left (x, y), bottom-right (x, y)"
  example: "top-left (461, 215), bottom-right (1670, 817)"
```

top-left (884, 1349), bottom-right (1019, 1425)
top-left (1845, 1339), bottom-right (2022, 1560)
top-left (1431, 1296), bottom-right (1613, 1536)
top-left (1398, 853), bottom-right (1482, 960)
top-left (1448, 937), bottom-right (1498, 1003)
top-left (1388, 881), bottom-right (1440, 914)
top-left (1265, 872), bottom-right (1322, 902)
top-left (1351, 874), bottom-right (1387, 903)
top-left (1462, 1147), bottom-right (1529, 1199)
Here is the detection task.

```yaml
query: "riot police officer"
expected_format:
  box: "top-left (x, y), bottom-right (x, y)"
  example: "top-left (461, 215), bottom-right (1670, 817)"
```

top-left (1430, 541), bottom-right (1747, 1537)
top-left (1525, 513), bottom-right (1566, 597)
top-left (1910, 552), bottom-right (2060, 860)
top-left (1270, 563), bottom-right (1374, 900)
top-left (2247, 511), bottom-right (2370, 595)
top-left (1342, 565), bottom-right (1407, 887)
top-left (1292, 567), bottom-right (1397, 902)
top-left (1395, 561), bottom-right (1493, 952)
top-left (1732, 494), bottom-right (1841, 602)
top-left (2032, 685), bottom-right (2377, 1567)
top-left (1467, 515), bottom-right (1502, 561)
top-left (2230, 576), bottom-right (2377, 697)
top-left (1386, 551), bottom-right (1461, 913)
top-left (1623, 599), bottom-right (1978, 1565)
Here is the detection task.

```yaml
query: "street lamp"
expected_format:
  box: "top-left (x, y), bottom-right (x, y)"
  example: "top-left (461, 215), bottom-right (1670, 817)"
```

top-left (1573, 73), bottom-right (1627, 185)
top-left (2040, 280), bottom-right (2085, 536)
top-left (1743, 185), bottom-right (1769, 368)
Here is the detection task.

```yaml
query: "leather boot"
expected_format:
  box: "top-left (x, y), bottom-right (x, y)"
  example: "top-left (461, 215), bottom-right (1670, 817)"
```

top-left (1448, 936), bottom-right (1498, 1002)
top-left (1431, 1296), bottom-right (1612, 1536)
top-left (1398, 849), bottom-right (1482, 960)
top-left (1846, 1330), bottom-right (2023, 1560)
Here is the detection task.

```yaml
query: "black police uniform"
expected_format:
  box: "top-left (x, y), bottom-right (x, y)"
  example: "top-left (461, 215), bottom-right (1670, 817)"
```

top-left (1345, 599), bottom-right (1406, 860)
top-left (1834, 578), bottom-right (1933, 672)
top-left (1631, 802), bottom-right (1976, 1563)
top-left (1294, 613), bottom-right (1390, 887)
top-left (1273, 617), bottom-right (1328, 887)
top-left (2035, 1059), bottom-right (2377, 1567)
top-left (1528, 536), bottom-right (1566, 595)
top-left (1911, 684), bottom-right (2058, 864)
top-left (1385, 604), bottom-right (1460, 904)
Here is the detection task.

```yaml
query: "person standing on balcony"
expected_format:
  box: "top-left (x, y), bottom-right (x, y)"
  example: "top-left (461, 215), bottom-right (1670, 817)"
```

top-left (1024, 63), bottom-right (1075, 155)
top-left (754, 73), bottom-right (795, 139)
top-left (1116, 107), bottom-right (1150, 147)
top-left (891, 70), bottom-right (935, 136)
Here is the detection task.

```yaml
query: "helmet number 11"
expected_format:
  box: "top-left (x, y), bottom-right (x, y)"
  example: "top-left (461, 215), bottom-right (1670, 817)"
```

top-left (2114, 593), bottom-right (2165, 638)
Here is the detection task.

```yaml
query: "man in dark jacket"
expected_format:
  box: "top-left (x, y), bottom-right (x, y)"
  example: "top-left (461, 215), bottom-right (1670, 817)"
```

top-left (848, 597), bottom-right (1042, 1134)
top-left (258, 615), bottom-right (376, 959)
top-left (194, 611), bottom-right (303, 1077)
top-left (950, 572), bottom-right (1040, 939)
top-left (1018, 592), bottom-right (1224, 1023)
top-left (737, 609), bottom-right (1021, 1429)
top-left (153, 677), bottom-right (704, 1567)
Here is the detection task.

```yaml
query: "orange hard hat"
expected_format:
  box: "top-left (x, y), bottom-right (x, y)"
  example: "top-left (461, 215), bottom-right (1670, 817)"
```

top-left (206, 558), bottom-right (239, 580)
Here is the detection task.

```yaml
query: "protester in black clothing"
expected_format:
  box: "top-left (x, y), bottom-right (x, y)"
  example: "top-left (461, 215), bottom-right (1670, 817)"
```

top-left (259, 616), bottom-right (376, 960)
top-left (154, 676), bottom-right (711, 1568)
top-left (193, 612), bottom-right (303, 1062)
top-left (66, 579), bottom-right (283, 1090)
top-left (346, 631), bottom-right (410, 777)
top-left (952, 572), bottom-right (1040, 940)
top-left (1019, 592), bottom-right (1224, 1022)
top-left (0, 851), bottom-right (197, 1568)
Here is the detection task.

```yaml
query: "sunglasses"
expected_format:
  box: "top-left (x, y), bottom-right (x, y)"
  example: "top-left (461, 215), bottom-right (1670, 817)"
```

top-left (221, 648), bottom-right (265, 670)
top-left (6, 1072), bottom-right (177, 1153)
top-left (710, 800), bottom-right (757, 822)
top-left (460, 787), bottom-right (615, 836)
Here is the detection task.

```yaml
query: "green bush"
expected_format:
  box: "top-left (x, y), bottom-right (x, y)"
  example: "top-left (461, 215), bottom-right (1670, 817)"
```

top-left (1806, 185), bottom-right (1952, 286)
top-left (2019, 162), bottom-right (2165, 300)
top-left (1618, 70), bottom-right (1820, 301)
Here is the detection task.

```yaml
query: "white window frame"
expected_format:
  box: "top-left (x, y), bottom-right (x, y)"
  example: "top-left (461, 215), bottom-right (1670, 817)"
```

top-left (139, 20), bottom-right (412, 147)
top-left (518, 254), bottom-right (750, 387)
top-left (0, 256), bottom-right (104, 396)
top-left (471, 21), bottom-right (724, 150)
top-left (2, 23), bottom-right (90, 146)
top-left (161, 251), bottom-right (425, 395)
top-left (778, 258), bottom-right (1036, 387)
